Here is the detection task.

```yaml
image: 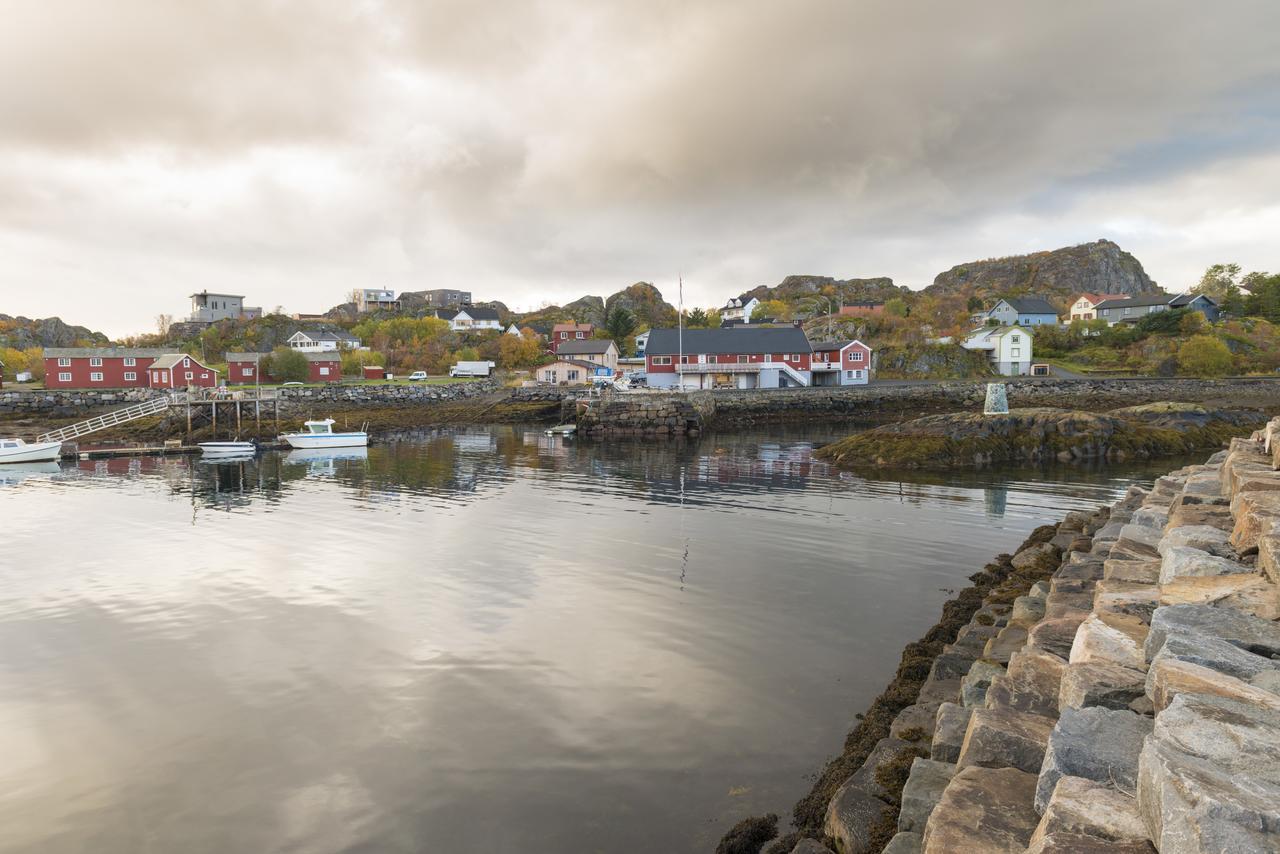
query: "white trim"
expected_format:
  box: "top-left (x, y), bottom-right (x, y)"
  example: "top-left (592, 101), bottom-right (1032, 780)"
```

top-left (90, 371), bottom-right (103, 382)
top-left (124, 371), bottom-right (137, 381)
top-left (58, 372), bottom-right (71, 382)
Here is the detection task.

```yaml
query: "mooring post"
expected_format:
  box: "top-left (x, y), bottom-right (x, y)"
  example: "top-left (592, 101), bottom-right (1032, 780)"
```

top-left (212, 401), bottom-right (217, 435)
top-left (236, 401), bottom-right (241, 434)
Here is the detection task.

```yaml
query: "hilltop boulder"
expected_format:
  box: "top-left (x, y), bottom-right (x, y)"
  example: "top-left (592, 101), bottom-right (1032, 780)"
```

top-left (925, 239), bottom-right (1159, 303)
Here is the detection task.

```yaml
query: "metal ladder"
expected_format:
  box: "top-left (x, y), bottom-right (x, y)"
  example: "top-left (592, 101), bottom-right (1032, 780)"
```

top-left (37, 393), bottom-right (185, 443)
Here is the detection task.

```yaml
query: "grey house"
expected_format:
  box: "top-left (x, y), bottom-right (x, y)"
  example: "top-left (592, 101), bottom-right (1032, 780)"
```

top-left (1094, 293), bottom-right (1219, 325)
top-left (983, 296), bottom-right (1060, 327)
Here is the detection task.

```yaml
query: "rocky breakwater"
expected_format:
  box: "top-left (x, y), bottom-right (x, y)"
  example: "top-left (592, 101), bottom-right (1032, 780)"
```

top-left (816, 404), bottom-right (1263, 469)
top-left (575, 395), bottom-right (702, 437)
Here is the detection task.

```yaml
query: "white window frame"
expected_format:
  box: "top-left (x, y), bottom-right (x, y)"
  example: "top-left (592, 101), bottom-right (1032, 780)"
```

top-left (185, 371), bottom-right (194, 380)
top-left (90, 371), bottom-right (103, 382)
top-left (58, 372), bottom-right (71, 382)
top-left (576, 331), bottom-right (584, 338)
top-left (651, 356), bottom-right (672, 366)
top-left (850, 350), bottom-right (864, 362)
top-left (58, 357), bottom-right (71, 367)
top-left (123, 372), bottom-right (136, 382)
top-left (738, 355), bottom-right (751, 363)
top-left (244, 366), bottom-right (255, 377)
top-left (123, 357), bottom-right (136, 366)
top-left (90, 357), bottom-right (103, 367)
top-left (183, 358), bottom-right (191, 368)
top-left (319, 367), bottom-right (330, 376)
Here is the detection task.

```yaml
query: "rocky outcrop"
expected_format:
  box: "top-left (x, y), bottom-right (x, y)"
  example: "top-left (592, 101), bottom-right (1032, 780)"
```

top-left (740, 274), bottom-right (908, 307)
top-left (816, 405), bottom-right (1263, 469)
top-left (0, 314), bottom-right (110, 349)
top-left (924, 239), bottom-right (1159, 303)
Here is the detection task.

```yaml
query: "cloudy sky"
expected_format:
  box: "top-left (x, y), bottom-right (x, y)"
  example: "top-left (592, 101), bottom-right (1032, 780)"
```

top-left (2, 1), bottom-right (1278, 337)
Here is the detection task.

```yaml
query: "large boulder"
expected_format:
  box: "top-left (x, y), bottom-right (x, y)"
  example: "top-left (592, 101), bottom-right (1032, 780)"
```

top-left (1144, 603), bottom-right (1280, 661)
top-left (1058, 661), bottom-right (1147, 711)
top-left (1028, 617), bottom-right (1086, 659)
top-left (890, 702), bottom-right (941, 742)
top-left (1158, 572), bottom-right (1280, 620)
top-left (897, 758), bottom-right (956, 833)
top-left (958, 706), bottom-right (1056, 774)
top-left (1159, 546), bottom-right (1250, 585)
top-left (1147, 631), bottom-right (1280, 687)
top-left (824, 780), bottom-right (894, 854)
top-left (1069, 611), bottom-right (1149, 670)
top-left (1148, 657), bottom-right (1280, 715)
top-left (922, 766), bottom-right (1039, 854)
top-left (1153, 691), bottom-right (1280, 778)
top-left (879, 833), bottom-right (921, 854)
top-left (1035, 707), bottom-right (1152, 813)
top-left (1030, 775), bottom-right (1152, 847)
top-left (984, 649), bottom-right (1066, 717)
top-left (961, 660), bottom-right (1005, 708)
top-left (931, 703), bottom-right (971, 764)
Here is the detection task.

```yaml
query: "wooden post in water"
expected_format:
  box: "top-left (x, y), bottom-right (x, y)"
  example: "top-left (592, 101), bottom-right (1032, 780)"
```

top-left (186, 399), bottom-right (191, 438)
top-left (236, 401), bottom-right (241, 435)
top-left (211, 400), bottom-right (217, 435)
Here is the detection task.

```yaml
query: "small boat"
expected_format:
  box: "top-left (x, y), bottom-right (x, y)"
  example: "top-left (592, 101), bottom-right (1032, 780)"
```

top-left (279, 418), bottom-right (368, 449)
top-left (0, 438), bottom-right (63, 464)
top-left (199, 441), bottom-right (257, 457)
top-left (545, 424), bottom-right (577, 437)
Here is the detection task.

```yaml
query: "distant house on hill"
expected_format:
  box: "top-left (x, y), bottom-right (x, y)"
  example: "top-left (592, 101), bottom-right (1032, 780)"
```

top-left (1068, 292), bottom-right (1121, 321)
top-left (1093, 293), bottom-right (1219, 326)
top-left (720, 296), bottom-right (760, 323)
top-left (433, 306), bottom-right (502, 331)
top-left (550, 322), bottom-right (594, 354)
top-left (982, 296), bottom-right (1060, 327)
top-left (288, 328), bottom-right (361, 351)
top-left (962, 326), bottom-right (1033, 376)
top-left (505, 323), bottom-right (522, 336)
top-left (634, 330), bottom-right (649, 357)
top-left (419, 289), bottom-right (472, 308)
top-left (838, 302), bottom-right (885, 318)
top-left (355, 289), bottom-right (400, 313)
top-left (644, 326), bottom-right (813, 390)
top-left (188, 291), bottom-right (261, 324)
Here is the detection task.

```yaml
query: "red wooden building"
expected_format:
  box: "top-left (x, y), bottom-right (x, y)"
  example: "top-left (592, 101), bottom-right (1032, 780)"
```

top-left (550, 322), bottom-right (594, 354)
top-left (225, 352), bottom-right (342, 384)
top-left (147, 353), bottom-right (219, 389)
top-left (643, 327), bottom-right (813, 390)
top-left (44, 347), bottom-right (171, 389)
top-left (810, 339), bottom-right (873, 385)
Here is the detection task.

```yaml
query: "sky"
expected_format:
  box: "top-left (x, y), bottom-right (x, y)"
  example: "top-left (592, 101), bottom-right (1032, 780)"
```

top-left (2, 1), bottom-right (1279, 338)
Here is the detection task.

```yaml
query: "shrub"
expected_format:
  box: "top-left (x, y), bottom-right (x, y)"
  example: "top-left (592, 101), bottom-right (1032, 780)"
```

top-left (263, 346), bottom-right (309, 383)
top-left (1177, 335), bottom-right (1233, 378)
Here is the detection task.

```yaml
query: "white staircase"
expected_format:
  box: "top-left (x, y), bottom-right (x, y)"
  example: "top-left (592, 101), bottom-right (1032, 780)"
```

top-left (37, 394), bottom-right (184, 443)
top-left (776, 362), bottom-right (810, 387)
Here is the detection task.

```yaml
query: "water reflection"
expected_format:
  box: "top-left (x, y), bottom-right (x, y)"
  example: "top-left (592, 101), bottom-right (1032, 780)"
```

top-left (0, 426), bottom-right (1188, 854)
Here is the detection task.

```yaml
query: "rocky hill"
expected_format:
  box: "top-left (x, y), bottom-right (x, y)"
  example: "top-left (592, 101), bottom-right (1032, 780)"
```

top-left (514, 283), bottom-right (677, 333)
top-left (926, 239), bottom-right (1159, 305)
top-left (741, 274), bottom-right (908, 306)
top-left (0, 315), bottom-right (111, 349)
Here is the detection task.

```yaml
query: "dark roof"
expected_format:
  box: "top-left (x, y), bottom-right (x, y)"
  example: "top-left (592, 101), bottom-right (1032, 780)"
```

top-left (225, 352), bottom-right (264, 363)
top-left (460, 306), bottom-right (501, 321)
top-left (433, 309), bottom-right (459, 320)
top-left (44, 347), bottom-right (170, 358)
top-left (548, 357), bottom-right (609, 371)
top-left (1001, 296), bottom-right (1059, 315)
top-left (645, 326), bottom-right (811, 355)
top-left (149, 353), bottom-right (215, 371)
top-left (556, 339), bottom-right (615, 355)
top-left (1170, 293), bottom-right (1216, 307)
top-left (1095, 293), bottom-right (1174, 310)
top-left (291, 328), bottom-right (358, 341)
top-left (810, 340), bottom-right (869, 353)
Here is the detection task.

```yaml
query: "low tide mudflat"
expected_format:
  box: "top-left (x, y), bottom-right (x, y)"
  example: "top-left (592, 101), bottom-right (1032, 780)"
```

top-left (0, 426), bottom-right (1189, 853)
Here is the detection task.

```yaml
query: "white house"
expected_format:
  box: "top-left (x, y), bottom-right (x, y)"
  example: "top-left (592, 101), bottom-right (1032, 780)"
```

top-left (1067, 293), bottom-right (1117, 321)
top-left (634, 330), bottom-right (650, 356)
top-left (505, 323), bottom-right (522, 336)
top-left (435, 306), bottom-right (502, 331)
top-left (287, 328), bottom-right (362, 351)
top-left (962, 325), bottom-right (1033, 376)
top-left (720, 296), bottom-right (761, 323)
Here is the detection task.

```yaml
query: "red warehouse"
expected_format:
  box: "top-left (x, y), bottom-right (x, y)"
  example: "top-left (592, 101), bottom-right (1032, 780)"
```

top-left (303, 352), bottom-right (342, 382)
top-left (147, 353), bottom-right (219, 389)
top-left (44, 347), bottom-right (170, 389)
top-left (225, 352), bottom-right (263, 384)
top-left (810, 339), bottom-right (873, 386)
top-left (225, 351), bottom-right (342, 383)
top-left (643, 327), bottom-right (813, 390)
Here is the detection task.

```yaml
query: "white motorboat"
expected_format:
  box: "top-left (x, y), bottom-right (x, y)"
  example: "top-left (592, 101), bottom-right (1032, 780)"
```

top-left (0, 438), bottom-right (63, 464)
top-left (198, 441), bottom-right (257, 457)
top-left (279, 418), bottom-right (369, 449)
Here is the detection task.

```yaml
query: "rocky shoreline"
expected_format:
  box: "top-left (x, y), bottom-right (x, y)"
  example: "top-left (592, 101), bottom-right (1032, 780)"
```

top-left (724, 419), bottom-right (1280, 854)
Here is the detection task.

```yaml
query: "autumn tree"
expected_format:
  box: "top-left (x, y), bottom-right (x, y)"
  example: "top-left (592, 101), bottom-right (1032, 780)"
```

top-left (264, 347), bottom-right (309, 383)
top-left (1177, 335), bottom-right (1233, 378)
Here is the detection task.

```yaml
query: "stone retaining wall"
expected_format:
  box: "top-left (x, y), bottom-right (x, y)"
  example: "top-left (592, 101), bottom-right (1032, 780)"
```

top-left (274, 379), bottom-right (501, 411)
top-left (575, 395), bottom-right (702, 436)
top-left (794, 420), bottom-right (1280, 854)
top-left (0, 388), bottom-right (164, 417)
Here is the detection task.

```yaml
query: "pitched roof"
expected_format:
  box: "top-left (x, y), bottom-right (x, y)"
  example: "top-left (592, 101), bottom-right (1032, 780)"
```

top-left (44, 347), bottom-right (170, 359)
top-left (1170, 292), bottom-right (1216, 307)
top-left (1071, 292), bottom-right (1114, 305)
top-left (1095, 293), bottom-right (1174, 310)
top-left (545, 357), bottom-right (609, 371)
top-left (811, 339), bottom-right (871, 353)
top-left (1000, 296), bottom-right (1058, 315)
top-left (645, 326), bottom-right (811, 355)
top-left (556, 339), bottom-right (616, 355)
top-left (433, 309), bottom-right (459, 320)
top-left (302, 351), bottom-right (342, 362)
top-left (458, 306), bottom-right (500, 321)
top-left (148, 353), bottom-right (216, 371)
top-left (290, 328), bottom-right (358, 341)
top-left (225, 352), bottom-right (264, 363)
top-left (552, 322), bottom-right (593, 333)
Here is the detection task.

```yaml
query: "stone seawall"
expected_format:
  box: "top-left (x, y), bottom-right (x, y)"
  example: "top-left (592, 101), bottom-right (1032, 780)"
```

top-left (574, 395), bottom-right (702, 437)
top-left (753, 421), bottom-right (1280, 854)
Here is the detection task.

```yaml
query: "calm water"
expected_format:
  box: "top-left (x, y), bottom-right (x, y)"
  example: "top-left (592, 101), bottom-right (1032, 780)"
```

top-left (0, 427), bottom-right (1182, 853)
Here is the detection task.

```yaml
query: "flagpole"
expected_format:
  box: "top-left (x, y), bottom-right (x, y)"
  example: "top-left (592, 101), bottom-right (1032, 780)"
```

top-left (678, 274), bottom-right (684, 390)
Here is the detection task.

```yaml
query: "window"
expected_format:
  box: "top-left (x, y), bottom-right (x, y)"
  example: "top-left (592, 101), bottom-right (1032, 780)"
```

top-left (90, 357), bottom-right (102, 367)
top-left (651, 356), bottom-right (672, 365)
top-left (58, 372), bottom-right (71, 382)
top-left (90, 372), bottom-right (103, 382)
top-left (1124, 307), bottom-right (1132, 315)
top-left (58, 357), bottom-right (71, 367)
top-left (124, 372), bottom-right (136, 382)
top-left (560, 332), bottom-right (567, 339)
top-left (850, 350), bottom-right (864, 362)
top-left (738, 355), bottom-right (751, 363)
top-left (185, 371), bottom-right (194, 380)
top-left (124, 357), bottom-right (136, 366)
top-left (568, 370), bottom-right (580, 381)
top-left (1011, 335), bottom-right (1021, 343)
top-left (789, 353), bottom-right (800, 361)
top-left (200, 373), bottom-right (208, 379)
top-left (183, 358), bottom-right (191, 368)
top-left (319, 367), bottom-right (330, 376)
top-left (681, 355), bottom-right (693, 364)
top-left (576, 332), bottom-right (584, 338)
top-left (1011, 348), bottom-right (1021, 358)
top-left (245, 367), bottom-right (255, 377)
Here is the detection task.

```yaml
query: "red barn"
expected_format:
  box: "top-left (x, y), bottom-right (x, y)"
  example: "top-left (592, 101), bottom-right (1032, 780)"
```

top-left (550, 322), bottom-right (594, 354)
top-left (147, 353), bottom-right (219, 389)
top-left (303, 352), bottom-right (342, 382)
top-left (225, 352), bottom-right (263, 384)
top-left (643, 327), bottom-right (813, 390)
top-left (810, 339), bottom-right (873, 386)
top-left (362, 365), bottom-right (387, 380)
top-left (44, 347), bottom-right (171, 389)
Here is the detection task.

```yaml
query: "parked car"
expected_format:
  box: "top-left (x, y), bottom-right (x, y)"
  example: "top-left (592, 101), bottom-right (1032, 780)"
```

top-left (407, 371), bottom-right (428, 381)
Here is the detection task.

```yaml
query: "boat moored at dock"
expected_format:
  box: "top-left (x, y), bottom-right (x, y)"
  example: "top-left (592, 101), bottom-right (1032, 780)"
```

top-left (0, 438), bottom-right (64, 464)
top-left (279, 419), bottom-right (369, 449)
top-left (198, 441), bottom-right (258, 458)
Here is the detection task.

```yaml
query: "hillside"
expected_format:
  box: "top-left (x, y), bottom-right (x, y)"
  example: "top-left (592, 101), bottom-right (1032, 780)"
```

top-left (740, 274), bottom-right (907, 306)
top-left (515, 282), bottom-right (677, 333)
top-left (0, 314), bottom-right (111, 349)
top-left (926, 239), bottom-right (1158, 305)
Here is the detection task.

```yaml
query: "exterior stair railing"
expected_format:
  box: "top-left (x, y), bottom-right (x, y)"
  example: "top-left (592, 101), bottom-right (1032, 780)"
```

top-left (37, 393), bottom-right (186, 443)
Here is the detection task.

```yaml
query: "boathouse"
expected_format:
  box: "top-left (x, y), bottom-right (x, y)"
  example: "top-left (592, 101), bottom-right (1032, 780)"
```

top-left (643, 327), bottom-right (813, 390)
top-left (147, 353), bottom-right (219, 389)
top-left (43, 347), bottom-right (171, 389)
top-left (226, 352), bottom-right (342, 383)
top-left (810, 339), bottom-right (873, 386)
